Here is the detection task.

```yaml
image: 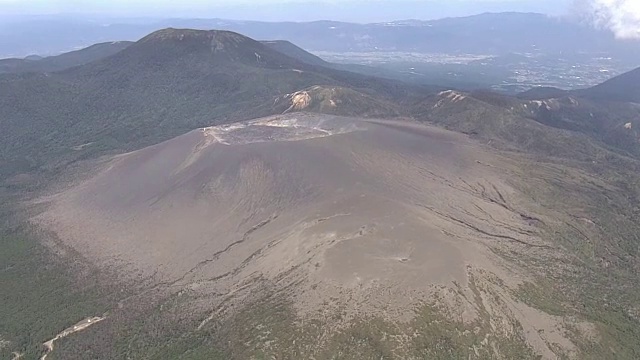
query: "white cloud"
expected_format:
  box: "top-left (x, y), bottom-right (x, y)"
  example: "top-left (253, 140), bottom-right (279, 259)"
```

top-left (574, 0), bottom-right (640, 39)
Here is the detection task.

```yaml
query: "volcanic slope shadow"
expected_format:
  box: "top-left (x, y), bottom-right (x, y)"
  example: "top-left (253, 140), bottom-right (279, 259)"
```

top-left (36, 113), bottom-right (580, 358)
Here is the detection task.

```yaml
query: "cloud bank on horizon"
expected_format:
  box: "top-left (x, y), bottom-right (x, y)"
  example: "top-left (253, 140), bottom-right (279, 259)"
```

top-left (577, 0), bottom-right (640, 39)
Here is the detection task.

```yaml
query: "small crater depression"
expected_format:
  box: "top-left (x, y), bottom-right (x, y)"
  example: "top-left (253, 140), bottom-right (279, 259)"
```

top-left (201, 114), bottom-right (363, 146)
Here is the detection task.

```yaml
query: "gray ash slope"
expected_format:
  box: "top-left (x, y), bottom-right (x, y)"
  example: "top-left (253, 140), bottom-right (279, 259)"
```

top-left (36, 113), bottom-right (577, 359)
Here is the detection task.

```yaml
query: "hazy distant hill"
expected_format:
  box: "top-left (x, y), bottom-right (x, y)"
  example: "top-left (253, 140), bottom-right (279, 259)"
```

top-left (260, 40), bottom-right (330, 67)
top-left (517, 86), bottom-right (568, 100)
top-left (0, 41), bottom-right (132, 74)
top-left (576, 67), bottom-right (640, 103)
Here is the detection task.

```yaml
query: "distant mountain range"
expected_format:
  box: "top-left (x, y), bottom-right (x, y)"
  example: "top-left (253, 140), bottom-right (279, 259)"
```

top-left (2, 13), bottom-right (638, 59)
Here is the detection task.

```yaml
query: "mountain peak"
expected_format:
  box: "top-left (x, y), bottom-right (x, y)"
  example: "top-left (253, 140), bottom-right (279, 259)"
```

top-left (115, 28), bottom-right (306, 69)
top-left (143, 28), bottom-right (244, 41)
top-left (139, 28), bottom-right (253, 50)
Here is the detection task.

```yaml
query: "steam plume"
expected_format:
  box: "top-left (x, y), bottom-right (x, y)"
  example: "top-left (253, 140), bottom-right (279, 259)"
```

top-left (574, 0), bottom-right (640, 39)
